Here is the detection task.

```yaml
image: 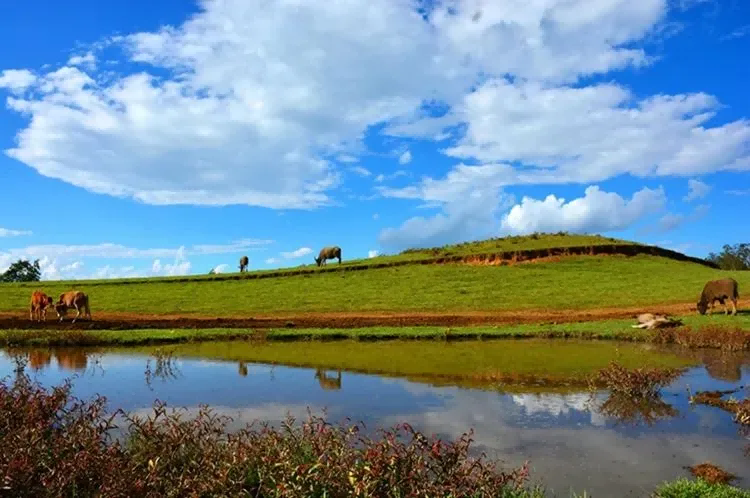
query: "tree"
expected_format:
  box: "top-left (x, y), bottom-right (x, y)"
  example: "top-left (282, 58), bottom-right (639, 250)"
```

top-left (0, 259), bottom-right (42, 282)
top-left (706, 243), bottom-right (750, 271)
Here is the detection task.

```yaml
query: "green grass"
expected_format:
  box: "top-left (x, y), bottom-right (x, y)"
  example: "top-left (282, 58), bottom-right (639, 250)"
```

top-left (2, 313), bottom-right (750, 347)
top-left (654, 478), bottom-right (750, 497)
top-left (0, 254), bottom-right (746, 315)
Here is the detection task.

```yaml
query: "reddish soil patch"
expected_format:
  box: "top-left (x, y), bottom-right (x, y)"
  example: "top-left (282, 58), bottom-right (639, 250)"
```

top-left (0, 303), bottom-right (696, 330)
top-left (687, 462), bottom-right (737, 485)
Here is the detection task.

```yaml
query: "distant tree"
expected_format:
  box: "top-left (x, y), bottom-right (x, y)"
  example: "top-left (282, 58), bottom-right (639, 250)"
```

top-left (208, 268), bottom-right (216, 274)
top-left (706, 243), bottom-right (750, 271)
top-left (1, 259), bottom-right (42, 282)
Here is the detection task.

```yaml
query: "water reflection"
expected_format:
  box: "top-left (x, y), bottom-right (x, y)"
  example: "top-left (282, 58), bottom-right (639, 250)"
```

top-left (2, 343), bottom-right (750, 496)
top-left (315, 369), bottom-right (342, 390)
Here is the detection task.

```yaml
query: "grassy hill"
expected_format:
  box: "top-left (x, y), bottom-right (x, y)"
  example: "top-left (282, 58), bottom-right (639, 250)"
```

top-left (0, 234), bottom-right (744, 317)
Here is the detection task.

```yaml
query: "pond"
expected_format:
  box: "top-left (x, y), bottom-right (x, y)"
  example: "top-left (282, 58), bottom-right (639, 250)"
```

top-left (2, 338), bottom-right (749, 496)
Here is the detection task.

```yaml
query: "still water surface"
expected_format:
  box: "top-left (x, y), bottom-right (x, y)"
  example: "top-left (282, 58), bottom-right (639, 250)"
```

top-left (1, 340), bottom-right (748, 497)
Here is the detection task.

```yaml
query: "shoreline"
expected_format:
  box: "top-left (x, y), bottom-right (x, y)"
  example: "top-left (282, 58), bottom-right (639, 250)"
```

top-left (1, 318), bottom-right (748, 348)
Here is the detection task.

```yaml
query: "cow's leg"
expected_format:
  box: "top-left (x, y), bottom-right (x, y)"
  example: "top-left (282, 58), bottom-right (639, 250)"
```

top-left (709, 301), bottom-right (714, 315)
top-left (72, 304), bottom-right (81, 323)
top-left (29, 304), bottom-right (34, 321)
top-left (731, 298), bottom-right (738, 316)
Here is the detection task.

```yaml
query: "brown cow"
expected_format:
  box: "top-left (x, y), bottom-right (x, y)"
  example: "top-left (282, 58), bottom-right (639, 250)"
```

top-left (314, 246), bottom-right (342, 267)
top-left (696, 278), bottom-right (739, 316)
top-left (29, 290), bottom-right (54, 322)
top-left (54, 290), bottom-right (92, 323)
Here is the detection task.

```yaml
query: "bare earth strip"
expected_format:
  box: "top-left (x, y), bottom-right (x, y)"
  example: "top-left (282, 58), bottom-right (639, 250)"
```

top-left (0, 302), bottom-right (696, 330)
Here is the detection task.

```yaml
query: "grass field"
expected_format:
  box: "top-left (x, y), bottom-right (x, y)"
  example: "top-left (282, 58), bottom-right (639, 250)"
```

top-left (0, 254), bottom-right (745, 316)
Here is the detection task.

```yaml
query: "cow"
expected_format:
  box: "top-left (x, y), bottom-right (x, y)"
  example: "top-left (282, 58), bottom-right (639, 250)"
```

top-left (314, 246), bottom-right (342, 267)
top-left (239, 255), bottom-right (249, 272)
top-left (696, 277), bottom-right (739, 316)
top-left (631, 313), bottom-right (682, 330)
top-left (314, 369), bottom-right (342, 390)
top-left (54, 290), bottom-right (92, 323)
top-left (29, 290), bottom-right (54, 322)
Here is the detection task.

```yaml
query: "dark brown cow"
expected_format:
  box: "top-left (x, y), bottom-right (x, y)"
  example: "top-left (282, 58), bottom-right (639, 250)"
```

top-left (697, 277), bottom-right (739, 316)
top-left (239, 255), bottom-right (249, 272)
top-left (54, 290), bottom-right (92, 323)
top-left (29, 290), bottom-right (54, 322)
top-left (314, 246), bottom-right (342, 267)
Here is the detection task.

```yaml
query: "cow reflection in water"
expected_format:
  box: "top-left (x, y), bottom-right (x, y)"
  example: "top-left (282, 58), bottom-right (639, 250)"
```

top-left (238, 361), bottom-right (248, 376)
top-left (315, 369), bottom-right (342, 390)
top-left (26, 350), bottom-right (87, 371)
top-left (28, 351), bottom-right (52, 370)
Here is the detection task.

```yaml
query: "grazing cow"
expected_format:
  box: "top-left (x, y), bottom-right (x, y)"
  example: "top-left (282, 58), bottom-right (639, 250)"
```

top-left (54, 290), bottom-right (92, 323)
top-left (29, 290), bottom-right (54, 322)
top-left (314, 246), bottom-right (342, 267)
top-left (314, 369), bottom-right (342, 390)
top-left (697, 278), bottom-right (739, 316)
top-left (239, 255), bottom-right (249, 273)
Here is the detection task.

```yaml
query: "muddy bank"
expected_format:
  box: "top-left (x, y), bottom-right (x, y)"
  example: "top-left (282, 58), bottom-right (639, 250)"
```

top-left (0, 303), bottom-right (698, 330)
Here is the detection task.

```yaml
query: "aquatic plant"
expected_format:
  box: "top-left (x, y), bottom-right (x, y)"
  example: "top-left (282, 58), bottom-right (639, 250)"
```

top-left (0, 374), bottom-right (531, 497)
top-left (589, 361), bottom-right (682, 398)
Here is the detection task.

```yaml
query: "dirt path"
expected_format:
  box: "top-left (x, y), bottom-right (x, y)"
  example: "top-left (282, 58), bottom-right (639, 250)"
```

top-left (0, 303), bottom-right (695, 330)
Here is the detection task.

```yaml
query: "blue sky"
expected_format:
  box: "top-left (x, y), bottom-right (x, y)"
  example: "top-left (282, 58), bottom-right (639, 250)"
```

top-left (1, 0), bottom-right (748, 280)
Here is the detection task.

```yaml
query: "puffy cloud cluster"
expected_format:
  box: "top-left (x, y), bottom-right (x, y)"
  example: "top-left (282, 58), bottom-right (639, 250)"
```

top-left (1, 0), bottom-right (745, 248)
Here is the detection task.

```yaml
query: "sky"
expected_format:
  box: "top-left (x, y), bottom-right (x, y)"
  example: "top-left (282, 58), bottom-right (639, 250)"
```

top-left (0, 0), bottom-right (749, 280)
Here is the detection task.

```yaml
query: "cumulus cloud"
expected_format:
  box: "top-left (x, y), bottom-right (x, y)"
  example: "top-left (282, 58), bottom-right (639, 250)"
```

top-left (379, 188), bottom-right (514, 250)
top-left (212, 263), bottom-right (230, 273)
top-left (3, 0), bottom-right (746, 214)
top-left (684, 178), bottom-right (711, 201)
top-left (398, 150), bottom-right (412, 165)
top-left (0, 228), bottom-right (31, 237)
top-left (368, 250), bottom-right (379, 258)
top-left (0, 238), bottom-right (270, 280)
top-left (0, 69), bottom-right (36, 93)
top-left (280, 247), bottom-right (313, 259)
top-left (500, 186), bottom-right (667, 235)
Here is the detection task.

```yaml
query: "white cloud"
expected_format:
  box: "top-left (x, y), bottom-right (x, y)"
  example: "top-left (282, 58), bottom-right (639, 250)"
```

top-left (684, 178), bottom-right (711, 201)
top-left (721, 24), bottom-right (750, 41)
top-left (265, 257), bottom-right (280, 265)
top-left (67, 52), bottom-right (97, 69)
top-left (5, 0), bottom-right (742, 213)
top-left (379, 188), bottom-right (514, 250)
top-left (349, 166), bottom-right (372, 177)
top-left (0, 228), bottom-right (31, 237)
top-left (152, 246), bottom-right (191, 277)
top-left (440, 79), bottom-right (750, 183)
top-left (372, 213), bottom-right (379, 220)
top-left (648, 203), bottom-right (710, 234)
top-left (280, 247), bottom-right (313, 259)
top-left (726, 189), bottom-right (750, 196)
top-left (398, 150), bottom-right (412, 165)
top-left (500, 185), bottom-right (667, 235)
top-left (212, 263), bottom-right (230, 273)
top-left (0, 69), bottom-right (36, 93)
top-left (0, 238), bottom-right (270, 280)
top-left (368, 250), bottom-right (379, 258)
top-left (337, 154), bottom-right (359, 164)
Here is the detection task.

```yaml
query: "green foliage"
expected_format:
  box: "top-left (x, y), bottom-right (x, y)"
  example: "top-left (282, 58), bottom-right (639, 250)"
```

top-left (0, 259), bottom-right (41, 283)
top-left (706, 243), bottom-right (750, 270)
top-left (654, 478), bottom-right (750, 498)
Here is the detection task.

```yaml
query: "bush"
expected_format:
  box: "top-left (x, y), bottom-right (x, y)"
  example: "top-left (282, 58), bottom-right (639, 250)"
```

top-left (0, 373), bottom-right (531, 497)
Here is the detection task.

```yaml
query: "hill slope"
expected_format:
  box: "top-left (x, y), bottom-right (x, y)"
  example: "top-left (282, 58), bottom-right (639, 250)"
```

top-left (0, 233), bottom-right (744, 325)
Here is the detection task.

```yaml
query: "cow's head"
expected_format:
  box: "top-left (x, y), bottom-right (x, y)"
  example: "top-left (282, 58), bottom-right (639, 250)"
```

top-left (696, 300), bottom-right (708, 315)
top-left (54, 301), bottom-right (68, 318)
top-left (314, 256), bottom-right (322, 267)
